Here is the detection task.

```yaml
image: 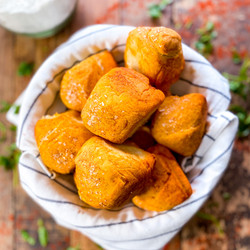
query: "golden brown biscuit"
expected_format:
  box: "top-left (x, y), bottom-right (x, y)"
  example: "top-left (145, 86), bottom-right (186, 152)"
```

top-left (151, 93), bottom-right (208, 156)
top-left (124, 26), bottom-right (185, 93)
top-left (132, 144), bottom-right (192, 212)
top-left (74, 136), bottom-right (155, 209)
top-left (81, 67), bottom-right (165, 144)
top-left (35, 110), bottom-right (93, 174)
top-left (60, 51), bottom-right (117, 111)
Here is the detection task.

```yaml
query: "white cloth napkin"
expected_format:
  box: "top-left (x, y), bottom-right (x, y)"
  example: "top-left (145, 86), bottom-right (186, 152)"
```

top-left (8, 25), bottom-right (238, 250)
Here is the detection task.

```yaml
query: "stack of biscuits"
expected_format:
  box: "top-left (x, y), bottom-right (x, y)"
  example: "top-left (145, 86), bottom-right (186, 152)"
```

top-left (35, 27), bottom-right (208, 211)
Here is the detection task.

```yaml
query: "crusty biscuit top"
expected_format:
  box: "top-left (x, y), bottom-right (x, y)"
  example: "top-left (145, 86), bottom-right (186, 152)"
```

top-left (81, 67), bottom-right (165, 143)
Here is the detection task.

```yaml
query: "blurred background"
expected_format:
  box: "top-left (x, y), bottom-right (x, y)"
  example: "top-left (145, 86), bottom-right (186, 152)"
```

top-left (0, 0), bottom-right (249, 249)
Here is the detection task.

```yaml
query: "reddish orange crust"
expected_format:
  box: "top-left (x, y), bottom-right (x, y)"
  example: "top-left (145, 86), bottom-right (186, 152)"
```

top-left (151, 93), bottom-right (208, 156)
top-left (35, 110), bottom-right (93, 174)
top-left (74, 136), bottom-right (155, 209)
top-left (132, 144), bottom-right (192, 212)
top-left (60, 51), bottom-right (117, 111)
top-left (81, 67), bottom-right (165, 144)
top-left (124, 27), bottom-right (185, 94)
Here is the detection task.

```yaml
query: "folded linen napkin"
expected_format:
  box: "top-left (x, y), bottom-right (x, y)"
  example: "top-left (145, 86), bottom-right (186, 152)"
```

top-left (7, 25), bottom-right (238, 250)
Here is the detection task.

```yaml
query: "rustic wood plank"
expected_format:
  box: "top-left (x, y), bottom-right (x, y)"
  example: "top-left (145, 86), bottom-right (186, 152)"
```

top-left (164, 234), bottom-right (181, 250)
top-left (11, 30), bottom-right (71, 250)
top-left (72, 0), bottom-right (121, 29)
top-left (0, 27), bottom-right (15, 250)
top-left (14, 189), bottom-right (70, 250)
top-left (121, 0), bottom-right (173, 27)
top-left (70, 231), bottom-right (101, 250)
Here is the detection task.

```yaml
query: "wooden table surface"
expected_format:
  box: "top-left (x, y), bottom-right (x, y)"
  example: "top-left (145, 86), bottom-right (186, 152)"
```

top-left (0, 0), bottom-right (249, 249)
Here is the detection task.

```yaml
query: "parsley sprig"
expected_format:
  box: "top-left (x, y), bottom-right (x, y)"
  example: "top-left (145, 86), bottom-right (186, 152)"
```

top-left (148, 0), bottom-right (173, 19)
top-left (21, 219), bottom-right (49, 247)
top-left (21, 230), bottom-right (36, 246)
top-left (230, 105), bottom-right (250, 138)
top-left (195, 22), bottom-right (217, 56)
top-left (17, 62), bottom-right (34, 76)
top-left (37, 219), bottom-right (48, 247)
top-left (197, 211), bottom-right (224, 234)
top-left (223, 57), bottom-right (250, 138)
top-left (0, 143), bottom-right (20, 171)
top-left (232, 49), bottom-right (242, 64)
top-left (223, 58), bottom-right (250, 100)
top-left (0, 101), bottom-right (12, 113)
top-left (0, 101), bottom-right (21, 185)
top-left (0, 101), bottom-right (20, 114)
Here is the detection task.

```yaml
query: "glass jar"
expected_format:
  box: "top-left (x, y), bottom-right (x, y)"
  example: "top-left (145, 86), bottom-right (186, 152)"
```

top-left (0, 0), bottom-right (77, 38)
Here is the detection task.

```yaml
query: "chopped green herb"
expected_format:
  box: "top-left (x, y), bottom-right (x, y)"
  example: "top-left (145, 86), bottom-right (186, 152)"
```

top-left (0, 101), bottom-right (21, 115)
top-left (223, 57), bottom-right (250, 138)
top-left (13, 104), bottom-right (20, 114)
top-left (205, 21), bottom-right (215, 32)
top-left (148, 0), bottom-right (173, 19)
top-left (10, 125), bottom-right (17, 132)
top-left (230, 105), bottom-right (250, 138)
top-left (197, 211), bottom-right (224, 234)
top-left (195, 21), bottom-right (217, 56)
top-left (0, 102), bottom-right (21, 185)
top-left (0, 101), bottom-right (12, 113)
top-left (0, 121), bottom-right (7, 142)
top-left (17, 62), bottom-right (34, 76)
top-left (0, 101), bottom-right (21, 123)
top-left (223, 57), bottom-right (250, 100)
top-left (21, 230), bottom-right (36, 246)
top-left (66, 246), bottom-right (81, 250)
top-left (239, 57), bottom-right (250, 82)
top-left (37, 219), bottom-right (48, 247)
top-left (148, 4), bottom-right (162, 18)
top-left (227, 77), bottom-right (247, 99)
top-left (232, 49), bottom-right (242, 64)
top-left (0, 143), bottom-right (20, 170)
top-left (222, 192), bottom-right (231, 201)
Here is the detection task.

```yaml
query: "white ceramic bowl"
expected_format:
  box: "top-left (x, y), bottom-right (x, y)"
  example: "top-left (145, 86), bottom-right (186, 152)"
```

top-left (16, 25), bottom-right (238, 250)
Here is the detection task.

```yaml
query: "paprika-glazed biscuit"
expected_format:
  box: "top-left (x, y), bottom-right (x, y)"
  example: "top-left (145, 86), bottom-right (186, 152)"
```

top-left (151, 93), bottom-right (208, 156)
top-left (81, 67), bottom-right (165, 144)
top-left (125, 26), bottom-right (185, 94)
top-left (74, 136), bottom-right (155, 209)
top-left (60, 50), bottom-right (117, 111)
top-left (35, 110), bottom-right (93, 174)
top-left (132, 144), bottom-right (192, 212)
